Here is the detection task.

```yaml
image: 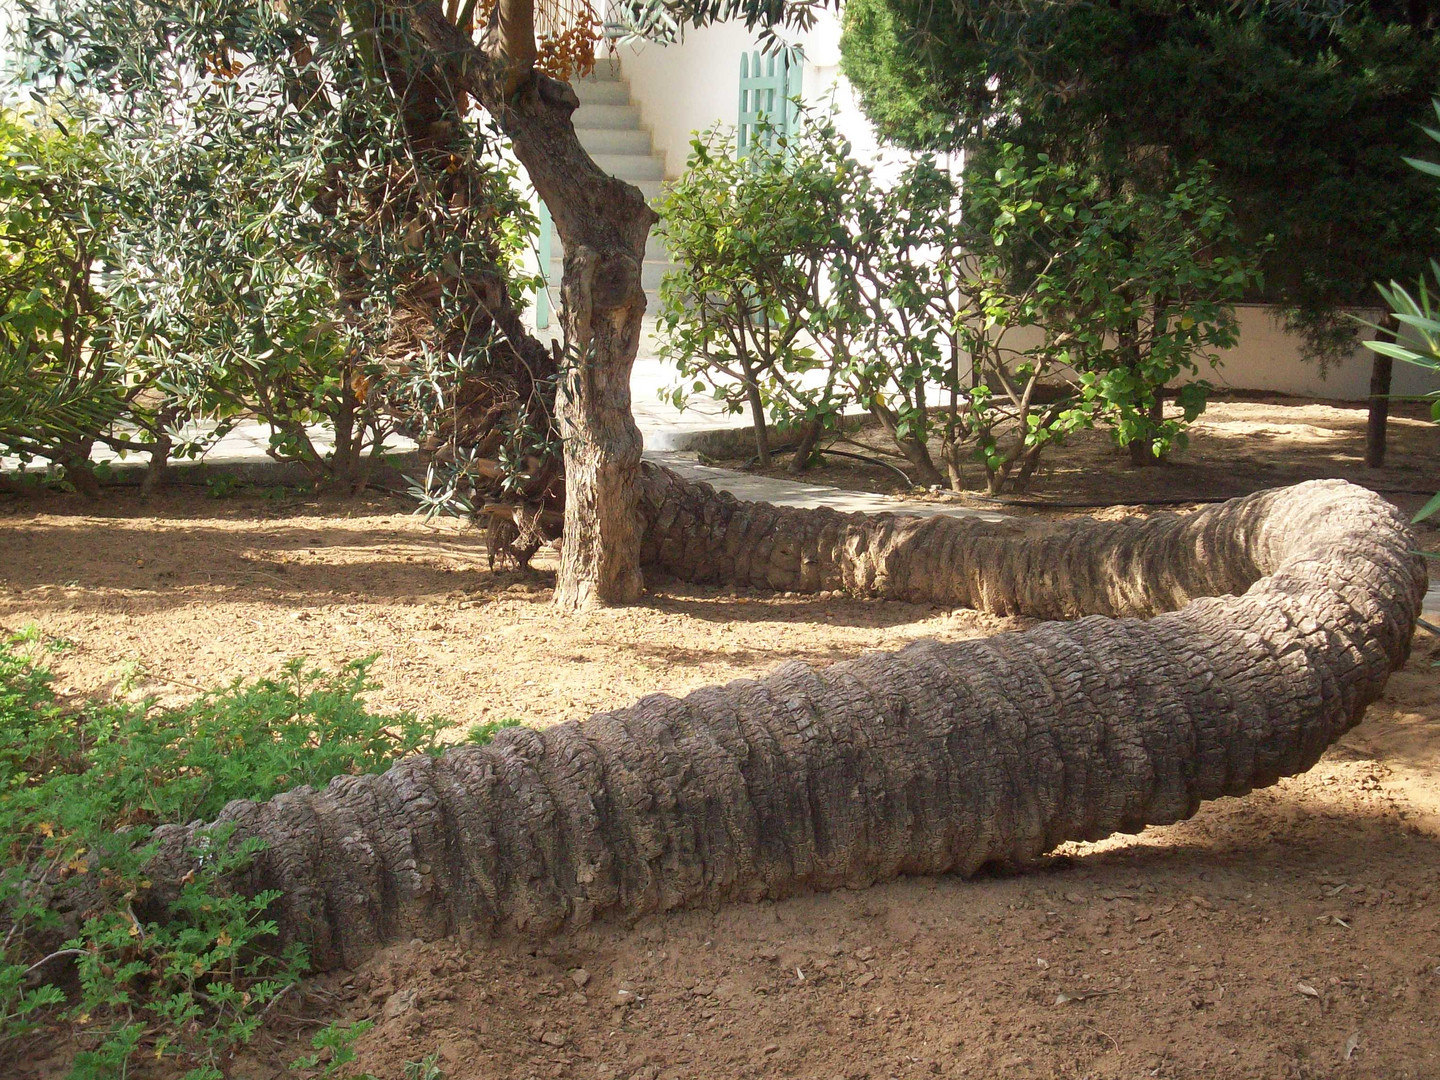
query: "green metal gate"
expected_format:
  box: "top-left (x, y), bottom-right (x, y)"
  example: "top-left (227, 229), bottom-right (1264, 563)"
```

top-left (738, 48), bottom-right (802, 156)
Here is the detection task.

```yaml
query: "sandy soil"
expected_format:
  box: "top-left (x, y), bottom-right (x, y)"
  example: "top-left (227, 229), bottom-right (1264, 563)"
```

top-left (4, 395), bottom-right (1439, 1079)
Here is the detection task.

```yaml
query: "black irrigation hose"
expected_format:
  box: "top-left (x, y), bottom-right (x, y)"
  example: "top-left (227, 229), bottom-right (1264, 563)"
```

top-left (748, 444), bottom-right (915, 487)
top-left (814, 448), bottom-right (916, 486)
top-left (966, 494), bottom-right (1234, 509)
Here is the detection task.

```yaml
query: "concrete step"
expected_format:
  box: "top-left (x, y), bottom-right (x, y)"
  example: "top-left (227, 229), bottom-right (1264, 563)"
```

top-left (589, 153), bottom-right (664, 181)
top-left (576, 127), bottom-right (653, 155)
top-left (573, 103), bottom-right (641, 129)
top-left (572, 78), bottom-right (632, 105)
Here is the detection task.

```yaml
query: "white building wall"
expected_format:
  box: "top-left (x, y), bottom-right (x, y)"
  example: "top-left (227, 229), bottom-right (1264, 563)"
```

top-left (597, 15), bottom-right (1439, 403)
top-left (607, 14), bottom-right (895, 179)
top-left (1212, 307), bottom-right (1435, 401)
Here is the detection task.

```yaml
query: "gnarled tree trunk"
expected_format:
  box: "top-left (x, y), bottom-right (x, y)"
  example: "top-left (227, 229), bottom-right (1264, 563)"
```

top-left (1366, 313), bottom-right (1400, 468)
top-left (405, 0), bottom-right (656, 611)
top-left (144, 473), bottom-right (1426, 972)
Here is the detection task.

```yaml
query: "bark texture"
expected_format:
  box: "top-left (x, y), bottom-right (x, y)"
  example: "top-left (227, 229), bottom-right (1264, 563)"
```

top-left (145, 472), bottom-right (1426, 972)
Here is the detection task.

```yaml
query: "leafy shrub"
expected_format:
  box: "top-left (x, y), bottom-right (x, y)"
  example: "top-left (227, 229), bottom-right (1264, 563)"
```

top-left (20, 0), bottom-right (540, 493)
top-left (658, 110), bottom-right (1258, 492)
top-left (1367, 98), bottom-right (1440, 524)
top-left (0, 110), bottom-right (159, 494)
top-left (655, 114), bottom-right (865, 467)
top-left (0, 634), bottom-right (447, 1078)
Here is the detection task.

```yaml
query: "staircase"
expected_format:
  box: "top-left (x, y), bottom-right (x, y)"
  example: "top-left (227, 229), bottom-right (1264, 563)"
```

top-left (538, 64), bottom-right (675, 322)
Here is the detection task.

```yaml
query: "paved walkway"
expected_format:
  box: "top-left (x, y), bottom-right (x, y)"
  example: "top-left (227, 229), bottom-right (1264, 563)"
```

top-left (646, 452), bottom-right (1006, 522)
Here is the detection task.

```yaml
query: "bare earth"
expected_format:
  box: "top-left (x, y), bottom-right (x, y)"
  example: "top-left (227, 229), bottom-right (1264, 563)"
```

top-left (4, 395), bottom-right (1439, 1080)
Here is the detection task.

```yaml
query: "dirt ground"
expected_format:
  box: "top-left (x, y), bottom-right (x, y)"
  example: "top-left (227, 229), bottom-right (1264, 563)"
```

top-left (4, 394), bottom-right (1439, 1079)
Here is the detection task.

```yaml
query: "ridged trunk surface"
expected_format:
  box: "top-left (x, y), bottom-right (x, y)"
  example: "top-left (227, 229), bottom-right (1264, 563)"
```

top-left (144, 470), bottom-right (1426, 972)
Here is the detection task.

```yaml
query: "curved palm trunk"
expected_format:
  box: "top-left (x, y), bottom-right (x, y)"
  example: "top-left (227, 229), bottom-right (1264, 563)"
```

top-left (144, 474), bottom-right (1426, 972)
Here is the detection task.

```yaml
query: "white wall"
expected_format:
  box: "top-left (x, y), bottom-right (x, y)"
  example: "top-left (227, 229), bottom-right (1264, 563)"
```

top-left (604, 14), bottom-right (1439, 403)
top-left (606, 22), bottom-right (753, 179)
top-left (1211, 306), bottom-right (1436, 401)
top-left (608, 13), bottom-right (900, 180)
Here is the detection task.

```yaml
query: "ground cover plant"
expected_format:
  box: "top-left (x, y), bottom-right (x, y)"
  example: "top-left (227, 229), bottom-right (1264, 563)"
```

top-left (0, 629), bottom-right (448, 1078)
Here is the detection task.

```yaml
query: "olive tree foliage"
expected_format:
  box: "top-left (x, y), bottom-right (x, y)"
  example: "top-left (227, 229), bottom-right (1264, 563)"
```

top-left (657, 112), bottom-right (1257, 493)
top-left (15, 0), bottom-right (539, 491)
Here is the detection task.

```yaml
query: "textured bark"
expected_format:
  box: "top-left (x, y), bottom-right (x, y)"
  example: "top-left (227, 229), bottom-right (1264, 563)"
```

top-left (1366, 312), bottom-right (1402, 469)
top-left (145, 471), bottom-right (1426, 972)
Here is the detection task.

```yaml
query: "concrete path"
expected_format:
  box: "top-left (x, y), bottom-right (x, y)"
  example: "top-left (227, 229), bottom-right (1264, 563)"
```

top-left (646, 451), bottom-right (1006, 522)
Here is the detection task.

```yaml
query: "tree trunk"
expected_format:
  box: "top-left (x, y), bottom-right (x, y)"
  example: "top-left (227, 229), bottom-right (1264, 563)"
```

top-left (143, 471), bottom-right (1425, 971)
top-left (787, 417), bottom-right (822, 474)
top-left (404, 2), bottom-right (656, 611)
top-left (1366, 314), bottom-right (1398, 468)
top-left (740, 353), bottom-right (770, 467)
top-left (868, 401), bottom-right (944, 488)
top-left (140, 406), bottom-right (176, 498)
top-left (553, 278), bottom-right (648, 609)
top-left (330, 375), bottom-right (359, 491)
top-left (1119, 314), bottom-right (1156, 467)
top-left (57, 440), bottom-right (99, 498)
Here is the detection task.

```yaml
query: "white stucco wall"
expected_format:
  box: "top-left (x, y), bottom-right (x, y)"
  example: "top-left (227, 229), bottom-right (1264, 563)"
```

top-left (599, 13), bottom-right (1439, 403)
top-left (1211, 307), bottom-right (1436, 401)
top-left (606, 13), bottom-right (898, 180)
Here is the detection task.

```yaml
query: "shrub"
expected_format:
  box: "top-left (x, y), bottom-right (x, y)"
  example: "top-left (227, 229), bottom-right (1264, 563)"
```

top-left (658, 113), bottom-right (1258, 493)
top-left (21, 0), bottom-right (540, 494)
top-left (0, 110), bottom-right (163, 494)
top-left (1367, 98), bottom-right (1440, 524)
top-left (655, 115), bottom-right (865, 467)
top-left (0, 634), bottom-right (447, 1078)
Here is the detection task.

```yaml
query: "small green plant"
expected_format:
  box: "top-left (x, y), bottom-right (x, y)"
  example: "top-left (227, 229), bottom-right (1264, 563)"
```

top-left (206, 473), bottom-right (243, 499)
top-left (404, 1051), bottom-right (446, 1080)
top-left (290, 1019), bottom-right (377, 1078)
top-left (0, 639), bottom-right (447, 1077)
top-left (467, 718), bottom-right (526, 746)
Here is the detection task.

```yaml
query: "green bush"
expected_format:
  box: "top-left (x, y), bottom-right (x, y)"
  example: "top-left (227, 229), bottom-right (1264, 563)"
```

top-left (655, 114), bottom-right (866, 467)
top-left (0, 110), bottom-right (154, 494)
top-left (21, 0), bottom-right (541, 494)
top-left (1367, 98), bottom-right (1440, 524)
top-left (657, 109), bottom-right (1258, 493)
top-left (0, 632), bottom-right (447, 1078)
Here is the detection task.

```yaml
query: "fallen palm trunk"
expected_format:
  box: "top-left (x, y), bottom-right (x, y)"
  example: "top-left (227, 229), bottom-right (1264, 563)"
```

top-left (146, 470), bottom-right (1425, 971)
